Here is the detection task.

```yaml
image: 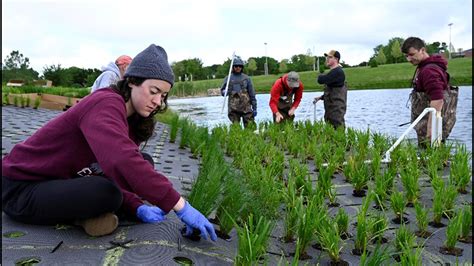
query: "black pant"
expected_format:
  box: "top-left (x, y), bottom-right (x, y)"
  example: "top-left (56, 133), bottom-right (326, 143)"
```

top-left (2, 175), bottom-right (123, 225)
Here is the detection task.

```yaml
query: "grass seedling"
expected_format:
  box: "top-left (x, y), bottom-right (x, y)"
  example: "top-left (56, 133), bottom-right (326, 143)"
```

top-left (459, 205), bottom-right (472, 242)
top-left (33, 96), bottom-right (41, 109)
top-left (316, 216), bottom-right (344, 264)
top-left (449, 144), bottom-right (472, 194)
top-left (353, 211), bottom-right (368, 255)
top-left (215, 171), bottom-right (245, 237)
top-left (234, 214), bottom-right (274, 265)
top-left (13, 95), bottom-right (19, 107)
top-left (368, 212), bottom-right (388, 244)
top-left (390, 190), bottom-right (406, 223)
top-left (335, 208), bottom-right (349, 239)
top-left (441, 211), bottom-right (462, 255)
top-left (351, 159), bottom-right (369, 197)
top-left (178, 118), bottom-right (192, 149)
top-left (168, 114), bottom-right (180, 143)
top-left (443, 182), bottom-right (459, 219)
top-left (359, 243), bottom-right (391, 266)
top-left (431, 175), bottom-right (445, 225)
top-left (399, 159), bottom-right (420, 206)
top-left (393, 224), bottom-right (416, 253)
top-left (282, 174), bottom-right (302, 243)
top-left (399, 243), bottom-right (423, 266)
top-left (414, 203), bottom-right (431, 238)
top-left (295, 192), bottom-right (325, 259)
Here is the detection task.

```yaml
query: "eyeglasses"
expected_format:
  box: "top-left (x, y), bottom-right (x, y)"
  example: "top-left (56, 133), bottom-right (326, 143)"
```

top-left (326, 55), bottom-right (334, 59)
top-left (233, 65), bottom-right (243, 68)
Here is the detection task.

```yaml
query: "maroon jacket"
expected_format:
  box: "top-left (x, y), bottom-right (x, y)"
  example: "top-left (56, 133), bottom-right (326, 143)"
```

top-left (2, 88), bottom-right (180, 215)
top-left (414, 54), bottom-right (448, 101)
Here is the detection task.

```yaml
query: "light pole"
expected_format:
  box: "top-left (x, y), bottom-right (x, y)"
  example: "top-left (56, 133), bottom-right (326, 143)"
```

top-left (264, 42), bottom-right (268, 75)
top-left (448, 23), bottom-right (453, 60)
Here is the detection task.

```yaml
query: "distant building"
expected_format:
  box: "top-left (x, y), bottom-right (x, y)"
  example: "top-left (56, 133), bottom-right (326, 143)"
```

top-left (6, 79), bottom-right (25, 87)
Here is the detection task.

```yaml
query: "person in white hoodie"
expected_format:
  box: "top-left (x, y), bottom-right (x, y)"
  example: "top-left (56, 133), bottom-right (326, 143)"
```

top-left (90, 55), bottom-right (132, 93)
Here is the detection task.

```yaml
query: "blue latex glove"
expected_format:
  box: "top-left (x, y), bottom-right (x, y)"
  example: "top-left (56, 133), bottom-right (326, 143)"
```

top-left (253, 110), bottom-right (257, 117)
top-left (137, 204), bottom-right (167, 223)
top-left (175, 201), bottom-right (217, 241)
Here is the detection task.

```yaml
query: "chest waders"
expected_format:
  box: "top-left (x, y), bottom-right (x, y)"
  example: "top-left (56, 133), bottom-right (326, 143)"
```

top-left (410, 65), bottom-right (459, 144)
top-left (410, 88), bottom-right (458, 143)
top-left (274, 78), bottom-right (298, 123)
top-left (227, 78), bottom-right (254, 127)
top-left (323, 83), bottom-right (347, 128)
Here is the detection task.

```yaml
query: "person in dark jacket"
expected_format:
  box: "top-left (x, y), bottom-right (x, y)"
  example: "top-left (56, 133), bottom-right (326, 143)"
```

top-left (2, 44), bottom-right (217, 241)
top-left (220, 57), bottom-right (257, 128)
top-left (313, 50), bottom-right (347, 128)
top-left (401, 36), bottom-right (458, 146)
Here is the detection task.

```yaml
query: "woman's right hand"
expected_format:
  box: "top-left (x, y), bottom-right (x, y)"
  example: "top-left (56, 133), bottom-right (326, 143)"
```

top-left (175, 201), bottom-right (217, 241)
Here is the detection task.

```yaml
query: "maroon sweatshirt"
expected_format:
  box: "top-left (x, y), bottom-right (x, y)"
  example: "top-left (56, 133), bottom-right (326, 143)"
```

top-left (2, 88), bottom-right (180, 215)
top-left (414, 54), bottom-right (449, 101)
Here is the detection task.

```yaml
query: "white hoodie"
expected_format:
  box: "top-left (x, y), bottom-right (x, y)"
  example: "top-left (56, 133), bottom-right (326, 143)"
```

top-left (90, 62), bottom-right (121, 93)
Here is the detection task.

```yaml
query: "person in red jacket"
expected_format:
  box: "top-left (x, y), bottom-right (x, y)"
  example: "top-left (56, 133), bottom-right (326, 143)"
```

top-left (269, 71), bottom-right (304, 123)
top-left (2, 44), bottom-right (217, 241)
top-left (401, 37), bottom-right (458, 146)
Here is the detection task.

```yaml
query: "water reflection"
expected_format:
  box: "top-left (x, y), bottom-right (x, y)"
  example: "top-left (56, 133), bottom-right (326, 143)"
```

top-left (168, 86), bottom-right (472, 152)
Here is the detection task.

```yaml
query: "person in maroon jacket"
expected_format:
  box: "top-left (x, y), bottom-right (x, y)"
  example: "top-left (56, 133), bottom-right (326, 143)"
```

top-left (2, 44), bottom-right (217, 241)
top-left (269, 71), bottom-right (304, 123)
top-left (401, 37), bottom-right (458, 146)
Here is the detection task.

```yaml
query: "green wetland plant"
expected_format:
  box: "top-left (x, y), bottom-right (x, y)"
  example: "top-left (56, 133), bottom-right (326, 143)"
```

top-left (399, 159), bottom-right (420, 206)
top-left (414, 203), bottom-right (431, 238)
top-left (316, 216), bottom-right (345, 264)
top-left (295, 192), bottom-right (325, 259)
top-left (443, 182), bottom-right (459, 219)
top-left (393, 224), bottom-right (416, 254)
top-left (368, 212), bottom-right (388, 244)
top-left (442, 211), bottom-right (462, 254)
top-left (168, 114), bottom-right (180, 143)
top-left (13, 95), bottom-right (19, 107)
top-left (399, 243), bottom-right (423, 265)
top-left (33, 96), bottom-right (41, 109)
top-left (390, 190), bottom-right (407, 223)
top-left (234, 214), bottom-right (274, 266)
top-left (431, 175), bottom-right (445, 225)
top-left (282, 174), bottom-right (303, 243)
top-left (353, 211), bottom-right (368, 255)
top-left (459, 205), bottom-right (472, 242)
top-left (449, 144), bottom-right (472, 193)
top-left (359, 243), bottom-right (391, 266)
top-left (335, 208), bottom-right (349, 239)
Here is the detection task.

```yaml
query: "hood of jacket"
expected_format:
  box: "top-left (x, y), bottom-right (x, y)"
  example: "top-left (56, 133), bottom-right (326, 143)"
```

top-left (101, 62), bottom-right (121, 76)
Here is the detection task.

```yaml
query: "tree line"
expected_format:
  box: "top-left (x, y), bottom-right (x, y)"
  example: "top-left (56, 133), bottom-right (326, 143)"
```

top-left (1, 37), bottom-right (450, 87)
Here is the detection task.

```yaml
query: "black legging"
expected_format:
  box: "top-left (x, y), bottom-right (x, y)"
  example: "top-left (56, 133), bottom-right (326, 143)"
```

top-left (2, 176), bottom-right (123, 225)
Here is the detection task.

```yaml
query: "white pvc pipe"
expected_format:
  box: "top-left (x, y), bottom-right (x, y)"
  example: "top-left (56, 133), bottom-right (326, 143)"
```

top-left (220, 52), bottom-right (236, 114)
top-left (383, 107), bottom-right (437, 162)
top-left (313, 101), bottom-right (317, 122)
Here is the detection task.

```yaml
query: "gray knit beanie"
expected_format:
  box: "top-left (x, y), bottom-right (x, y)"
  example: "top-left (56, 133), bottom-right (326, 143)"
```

top-left (124, 44), bottom-right (175, 87)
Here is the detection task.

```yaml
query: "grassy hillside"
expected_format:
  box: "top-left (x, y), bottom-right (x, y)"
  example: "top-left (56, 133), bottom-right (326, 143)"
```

top-left (171, 57), bottom-right (472, 96)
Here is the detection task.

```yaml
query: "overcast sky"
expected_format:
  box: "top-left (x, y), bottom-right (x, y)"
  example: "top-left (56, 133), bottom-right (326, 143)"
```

top-left (2, 0), bottom-right (472, 75)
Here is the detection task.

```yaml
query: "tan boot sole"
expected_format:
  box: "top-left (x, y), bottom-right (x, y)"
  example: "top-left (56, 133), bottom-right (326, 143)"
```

top-left (79, 213), bottom-right (118, 237)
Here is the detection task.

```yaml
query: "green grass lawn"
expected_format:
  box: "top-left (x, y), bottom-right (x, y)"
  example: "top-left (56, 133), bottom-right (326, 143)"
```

top-left (2, 57), bottom-right (471, 98)
top-left (174, 57), bottom-right (472, 96)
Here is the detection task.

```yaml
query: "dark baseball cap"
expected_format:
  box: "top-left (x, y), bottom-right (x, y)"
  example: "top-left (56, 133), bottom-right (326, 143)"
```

top-left (324, 50), bottom-right (341, 60)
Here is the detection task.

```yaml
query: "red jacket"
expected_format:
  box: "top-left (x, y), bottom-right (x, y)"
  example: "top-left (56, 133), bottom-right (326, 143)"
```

top-left (414, 54), bottom-right (448, 101)
top-left (269, 74), bottom-right (304, 114)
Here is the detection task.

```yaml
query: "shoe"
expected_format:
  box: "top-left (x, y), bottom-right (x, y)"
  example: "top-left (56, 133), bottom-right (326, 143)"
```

top-left (77, 213), bottom-right (118, 237)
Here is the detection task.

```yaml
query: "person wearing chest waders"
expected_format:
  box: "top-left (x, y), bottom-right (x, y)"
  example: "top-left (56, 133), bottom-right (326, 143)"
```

top-left (220, 57), bottom-right (257, 128)
top-left (401, 36), bottom-right (458, 147)
top-left (269, 71), bottom-right (304, 123)
top-left (313, 50), bottom-right (347, 129)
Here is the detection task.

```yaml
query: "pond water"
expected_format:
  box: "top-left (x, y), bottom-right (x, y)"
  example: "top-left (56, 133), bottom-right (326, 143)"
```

top-left (168, 86), bottom-right (472, 152)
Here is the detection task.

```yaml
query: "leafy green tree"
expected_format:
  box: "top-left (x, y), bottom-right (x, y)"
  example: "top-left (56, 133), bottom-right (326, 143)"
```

top-left (391, 39), bottom-right (403, 63)
top-left (375, 48), bottom-right (387, 65)
top-left (2, 50), bottom-right (39, 83)
top-left (246, 58), bottom-right (257, 75)
top-left (279, 59), bottom-right (288, 74)
top-left (42, 64), bottom-right (72, 87)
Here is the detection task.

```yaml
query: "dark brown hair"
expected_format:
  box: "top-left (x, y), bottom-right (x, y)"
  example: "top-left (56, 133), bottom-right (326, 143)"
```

top-left (401, 37), bottom-right (426, 53)
top-left (112, 77), bottom-right (169, 143)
